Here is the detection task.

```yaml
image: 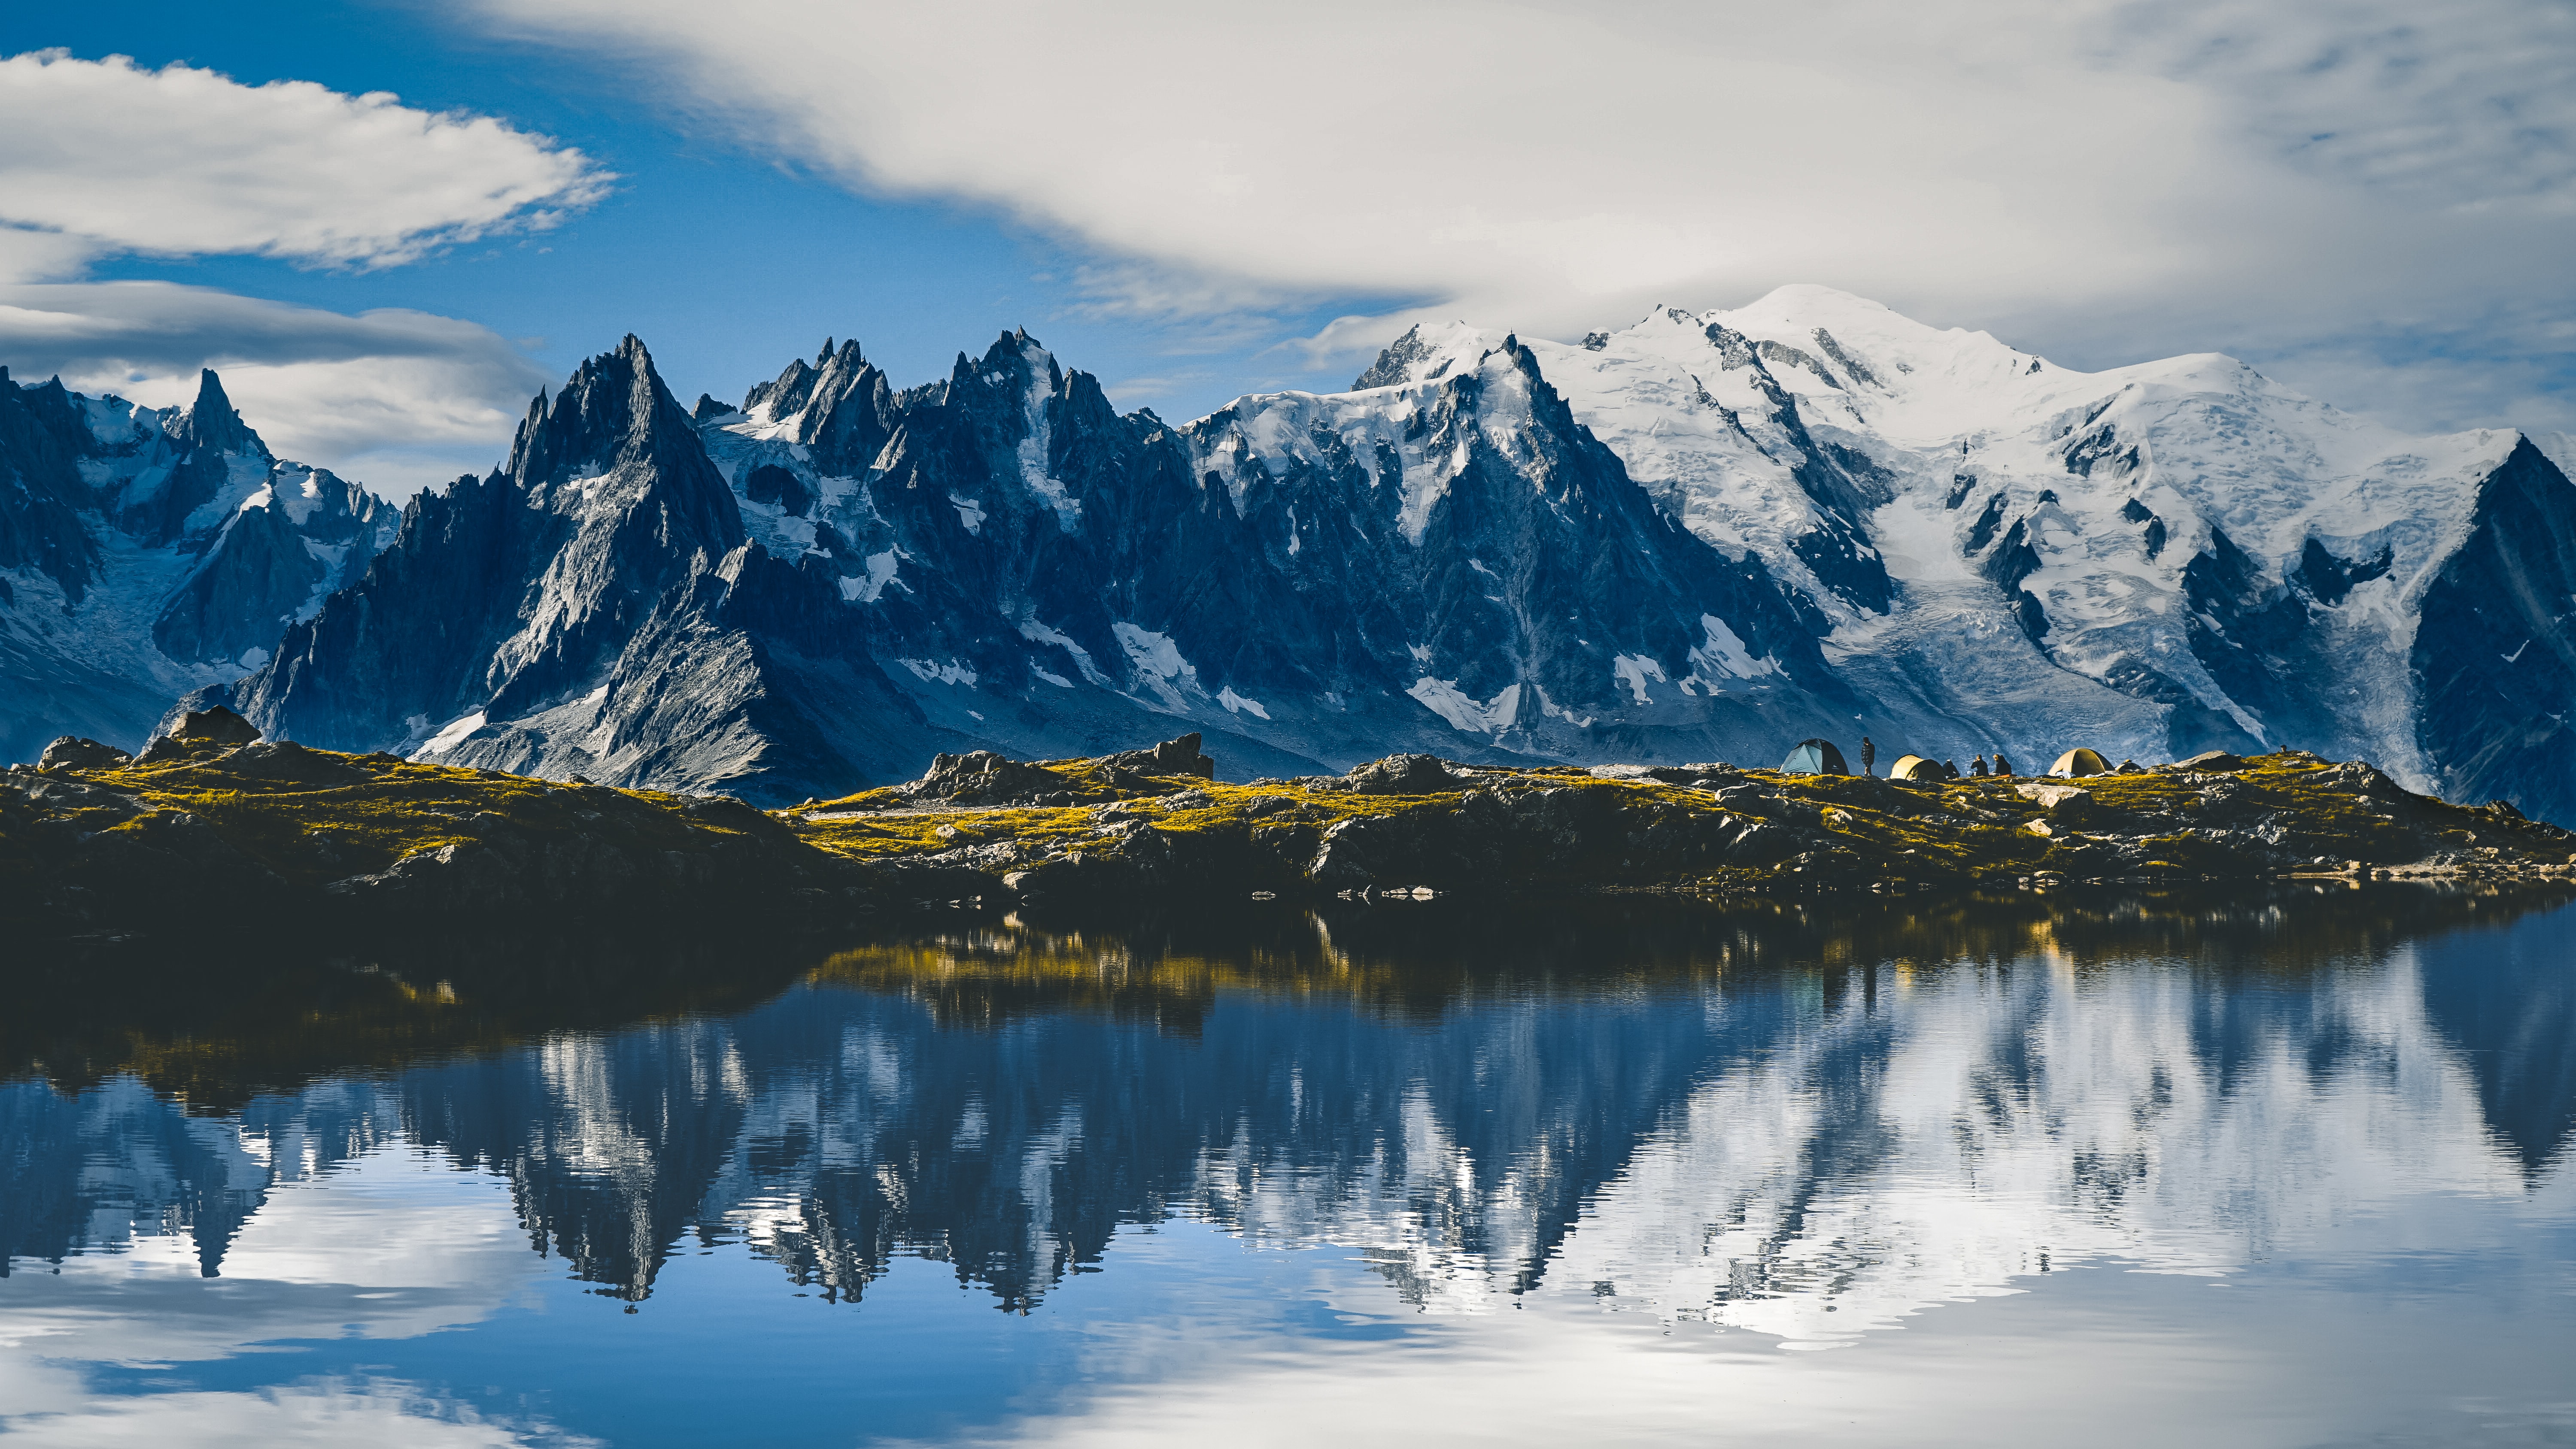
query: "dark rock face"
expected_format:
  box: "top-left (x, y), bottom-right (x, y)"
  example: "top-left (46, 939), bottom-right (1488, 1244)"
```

top-left (742, 463), bottom-right (813, 515)
top-left (2412, 440), bottom-right (2576, 825)
top-left (0, 368), bottom-right (100, 603)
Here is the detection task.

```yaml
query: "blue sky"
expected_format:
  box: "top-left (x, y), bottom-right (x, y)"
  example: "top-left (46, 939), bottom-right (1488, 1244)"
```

top-left (4, 1), bottom-right (2571, 495)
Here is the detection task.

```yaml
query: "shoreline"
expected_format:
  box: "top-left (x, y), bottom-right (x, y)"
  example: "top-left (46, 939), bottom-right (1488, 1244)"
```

top-left (9, 725), bottom-right (2573, 937)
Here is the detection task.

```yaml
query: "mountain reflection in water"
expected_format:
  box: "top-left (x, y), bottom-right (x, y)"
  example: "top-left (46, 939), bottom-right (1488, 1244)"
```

top-left (3, 884), bottom-right (2574, 1446)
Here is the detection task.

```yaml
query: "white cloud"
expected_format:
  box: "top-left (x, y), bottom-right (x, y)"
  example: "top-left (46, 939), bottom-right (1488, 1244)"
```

top-left (1, 283), bottom-right (546, 496)
top-left (470, 0), bottom-right (2574, 434)
top-left (0, 1382), bottom-right (594, 1449)
top-left (0, 52), bottom-right (607, 495)
top-left (0, 51), bottom-right (608, 281)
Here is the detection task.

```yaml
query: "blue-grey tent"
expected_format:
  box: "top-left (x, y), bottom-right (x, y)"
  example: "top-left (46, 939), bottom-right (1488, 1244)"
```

top-left (1778, 738), bottom-right (1849, 776)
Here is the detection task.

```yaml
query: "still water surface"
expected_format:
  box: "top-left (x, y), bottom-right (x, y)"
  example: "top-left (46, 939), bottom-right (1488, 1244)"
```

top-left (5, 888), bottom-right (2574, 1446)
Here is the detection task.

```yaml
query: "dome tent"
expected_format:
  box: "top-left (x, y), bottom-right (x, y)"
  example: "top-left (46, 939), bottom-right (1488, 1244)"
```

top-left (1778, 739), bottom-right (1849, 776)
top-left (1888, 754), bottom-right (1950, 782)
top-left (2049, 748), bottom-right (2112, 778)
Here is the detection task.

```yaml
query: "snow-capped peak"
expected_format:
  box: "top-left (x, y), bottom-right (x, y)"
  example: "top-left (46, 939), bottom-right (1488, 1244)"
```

top-left (1349, 321), bottom-right (1498, 392)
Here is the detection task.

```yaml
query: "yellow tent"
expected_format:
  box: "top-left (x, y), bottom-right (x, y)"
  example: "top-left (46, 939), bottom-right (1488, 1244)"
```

top-left (1889, 754), bottom-right (1948, 782)
top-left (2049, 748), bottom-right (2111, 778)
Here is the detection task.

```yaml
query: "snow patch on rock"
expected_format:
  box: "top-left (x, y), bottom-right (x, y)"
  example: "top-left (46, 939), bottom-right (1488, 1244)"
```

top-left (1410, 677), bottom-right (1521, 735)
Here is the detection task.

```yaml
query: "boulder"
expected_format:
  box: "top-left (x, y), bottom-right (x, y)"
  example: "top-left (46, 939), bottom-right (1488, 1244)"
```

top-left (38, 736), bottom-right (132, 771)
top-left (133, 735), bottom-right (210, 764)
top-left (132, 706), bottom-right (264, 764)
top-left (2176, 750), bottom-right (2246, 773)
top-left (904, 750), bottom-right (1069, 804)
top-left (1343, 753), bottom-right (1467, 795)
top-left (2016, 782), bottom-right (2093, 810)
top-left (1100, 733), bottom-right (1216, 779)
top-left (172, 706), bottom-right (261, 746)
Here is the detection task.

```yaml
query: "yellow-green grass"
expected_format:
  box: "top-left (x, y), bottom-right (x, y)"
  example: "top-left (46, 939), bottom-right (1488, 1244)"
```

top-left (17, 743), bottom-right (2556, 907)
top-left (30, 742), bottom-right (776, 888)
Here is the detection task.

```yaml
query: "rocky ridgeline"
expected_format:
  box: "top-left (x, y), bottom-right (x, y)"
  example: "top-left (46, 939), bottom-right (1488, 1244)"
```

top-left (793, 736), bottom-right (2576, 906)
top-left (796, 736), bottom-right (2576, 908)
top-left (9, 720), bottom-right (2573, 937)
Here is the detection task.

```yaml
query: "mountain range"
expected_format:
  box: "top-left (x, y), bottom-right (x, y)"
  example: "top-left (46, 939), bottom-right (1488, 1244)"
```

top-left (0, 366), bottom-right (395, 765)
top-left (5, 287), bottom-right (2573, 815)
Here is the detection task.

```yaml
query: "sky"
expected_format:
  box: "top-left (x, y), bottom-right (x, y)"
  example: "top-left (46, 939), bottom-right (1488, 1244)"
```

top-left (3, 0), bottom-right (2572, 497)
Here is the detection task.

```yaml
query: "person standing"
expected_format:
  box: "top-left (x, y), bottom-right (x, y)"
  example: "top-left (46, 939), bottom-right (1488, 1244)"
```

top-left (1861, 737), bottom-right (1876, 776)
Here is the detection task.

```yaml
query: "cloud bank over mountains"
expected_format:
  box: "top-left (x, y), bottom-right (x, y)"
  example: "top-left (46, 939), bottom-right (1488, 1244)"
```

top-left (0, 51), bottom-right (606, 491)
top-left (478, 0), bottom-right (2576, 434)
top-left (0, 282), bottom-right (554, 484)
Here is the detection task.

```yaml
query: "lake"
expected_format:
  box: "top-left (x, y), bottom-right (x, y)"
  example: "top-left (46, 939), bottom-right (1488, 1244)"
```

top-left (4, 885), bottom-right (2573, 1447)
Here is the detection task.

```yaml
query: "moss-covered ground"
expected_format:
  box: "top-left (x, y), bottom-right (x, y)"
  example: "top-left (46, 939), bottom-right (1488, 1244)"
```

top-left (790, 751), bottom-right (2576, 896)
top-left (30, 742), bottom-right (769, 888)
top-left (9, 743), bottom-right (2570, 938)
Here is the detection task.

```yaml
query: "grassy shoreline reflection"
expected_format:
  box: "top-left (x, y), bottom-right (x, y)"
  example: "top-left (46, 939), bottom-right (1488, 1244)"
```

top-left (819, 880), bottom-right (2576, 1029)
top-left (4, 880), bottom-right (2565, 1112)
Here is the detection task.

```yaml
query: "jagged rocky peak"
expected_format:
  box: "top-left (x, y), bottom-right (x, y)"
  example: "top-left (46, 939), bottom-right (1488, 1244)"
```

top-left (726, 336), bottom-right (898, 477)
top-left (109, 365), bottom-right (283, 548)
top-left (743, 337), bottom-right (869, 423)
top-left (172, 367), bottom-right (258, 459)
top-left (508, 334), bottom-right (689, 486)
top-left (942, 327), bottom-right (1066, 411)
top-left (1351, 321), bottom-right (1492, 391)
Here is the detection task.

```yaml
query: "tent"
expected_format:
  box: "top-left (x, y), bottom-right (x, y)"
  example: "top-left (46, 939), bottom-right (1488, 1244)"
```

top-left (1778, 738), bottom-right (1849, 776)
top-left (2049, 747), bottom-right (2112, 778)
top-left (1889, 754), bottom-right (1948, 782)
